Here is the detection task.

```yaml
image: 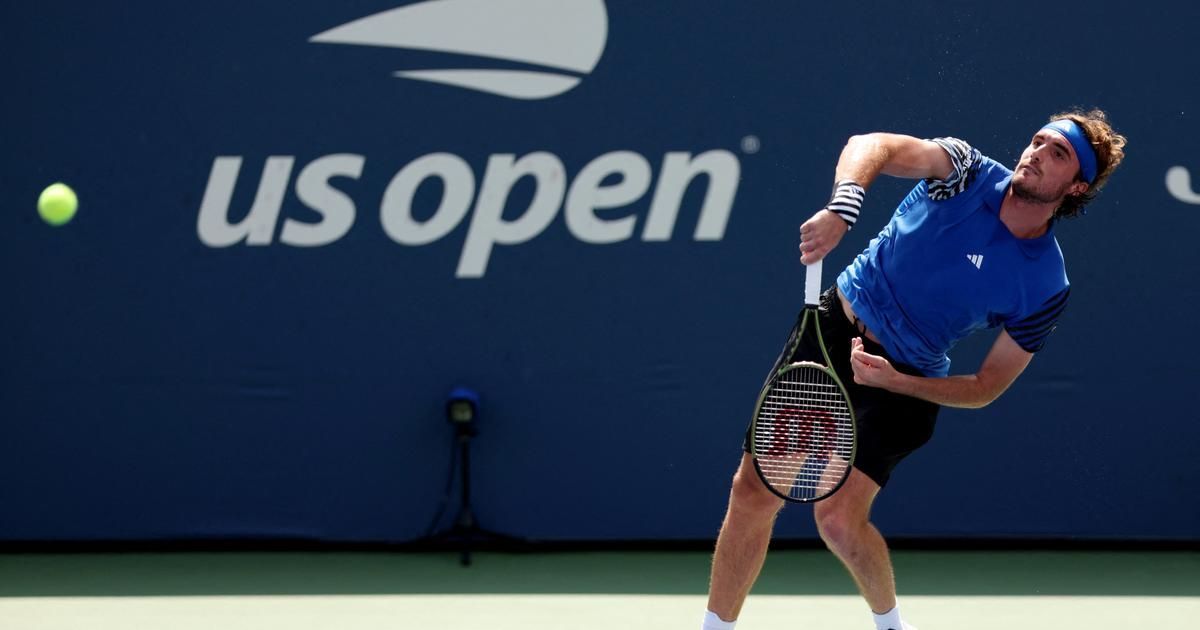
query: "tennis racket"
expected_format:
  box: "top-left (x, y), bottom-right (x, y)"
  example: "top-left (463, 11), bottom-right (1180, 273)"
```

top-left (749, 259), bottom-right (856, 503)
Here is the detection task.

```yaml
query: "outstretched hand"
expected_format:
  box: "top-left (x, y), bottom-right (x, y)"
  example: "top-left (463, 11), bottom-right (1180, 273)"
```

top-left (799, 209), bottom-right (848, 265)
top-left (850, 337), bottom-right (900, 390)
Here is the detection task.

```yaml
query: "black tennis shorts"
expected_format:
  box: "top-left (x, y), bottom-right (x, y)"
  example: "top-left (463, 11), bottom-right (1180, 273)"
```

top-left (744, 285), bottom-right (940, 488)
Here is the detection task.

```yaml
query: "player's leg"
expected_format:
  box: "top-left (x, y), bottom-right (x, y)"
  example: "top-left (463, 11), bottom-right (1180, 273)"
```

top-left (704, 307), bottom-right (820, 627)
top-left (706, 451), bottom-right (785, 622)
top-left (817, 316), bottom-right (936, 625)
top-left (812, 467), bottom-right (896, 611)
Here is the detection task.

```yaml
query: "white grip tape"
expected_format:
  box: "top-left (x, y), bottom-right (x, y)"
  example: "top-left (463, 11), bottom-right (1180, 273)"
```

top-left (805, 259), bottom-right (822, 307)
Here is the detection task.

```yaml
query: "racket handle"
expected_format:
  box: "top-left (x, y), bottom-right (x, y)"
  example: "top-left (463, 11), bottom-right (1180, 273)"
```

top-left (805, 259), bottom-right (822, 307)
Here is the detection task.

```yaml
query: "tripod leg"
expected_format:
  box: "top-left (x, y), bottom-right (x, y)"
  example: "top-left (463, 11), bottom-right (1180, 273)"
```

top-left (459, 436), bottom-right (473, 567)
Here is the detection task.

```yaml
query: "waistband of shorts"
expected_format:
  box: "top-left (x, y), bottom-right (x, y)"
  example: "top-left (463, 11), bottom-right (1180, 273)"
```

top-left (816, 285), bottom-right (926, 378)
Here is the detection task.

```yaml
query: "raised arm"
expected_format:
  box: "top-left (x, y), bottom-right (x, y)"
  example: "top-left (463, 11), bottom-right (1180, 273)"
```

top-left (800, 133), bottom-right (958, 264)
top-left (836, 133), bottom-right (956, 187)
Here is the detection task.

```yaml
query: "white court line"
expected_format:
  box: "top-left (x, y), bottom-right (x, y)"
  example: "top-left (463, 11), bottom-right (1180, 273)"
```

top-left (0, 594), bottom-right (1196, 630)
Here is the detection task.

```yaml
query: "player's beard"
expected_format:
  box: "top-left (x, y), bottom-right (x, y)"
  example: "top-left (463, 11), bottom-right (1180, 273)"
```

top-left (1011, 173), bottom-right (1073, 204)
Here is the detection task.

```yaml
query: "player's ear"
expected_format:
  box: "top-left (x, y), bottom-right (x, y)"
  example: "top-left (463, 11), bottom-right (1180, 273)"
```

top-left (1069, 181), bottom-right (1089, 197)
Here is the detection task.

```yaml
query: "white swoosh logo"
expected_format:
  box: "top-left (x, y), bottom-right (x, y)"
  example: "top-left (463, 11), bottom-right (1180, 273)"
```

top-left (310, 0), bottom-right (607, 99)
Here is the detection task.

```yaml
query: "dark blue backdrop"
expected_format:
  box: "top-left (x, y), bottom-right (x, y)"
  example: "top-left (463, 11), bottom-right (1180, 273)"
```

top-left (2, 1), bottom-right (1198, 542)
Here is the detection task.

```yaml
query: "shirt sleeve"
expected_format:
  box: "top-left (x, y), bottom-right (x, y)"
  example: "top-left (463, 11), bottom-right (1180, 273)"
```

top-left (926, 137), bottom-right (982, 200)
top-left (1004, 287), bottom-right (1070, 353)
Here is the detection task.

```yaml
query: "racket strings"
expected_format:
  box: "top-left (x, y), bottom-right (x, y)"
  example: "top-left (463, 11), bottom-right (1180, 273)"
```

top-left (753, 365), bottom-right (853, 501)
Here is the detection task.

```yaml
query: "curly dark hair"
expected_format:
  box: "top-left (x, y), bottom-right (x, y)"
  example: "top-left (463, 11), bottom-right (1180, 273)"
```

top-left (1049, 109), bottom-right (1128, 219)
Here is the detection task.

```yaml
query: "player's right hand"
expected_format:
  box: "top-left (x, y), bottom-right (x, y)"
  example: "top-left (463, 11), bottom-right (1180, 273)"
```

top-left (799, 209), bottom-right (848, 265)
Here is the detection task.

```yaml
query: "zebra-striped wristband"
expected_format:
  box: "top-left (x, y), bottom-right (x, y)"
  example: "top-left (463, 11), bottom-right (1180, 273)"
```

top-left (826, 180), bottom-right (865, 229)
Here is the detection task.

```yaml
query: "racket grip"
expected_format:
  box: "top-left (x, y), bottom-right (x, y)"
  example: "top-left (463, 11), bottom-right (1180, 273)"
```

top-left (805, 259), bottom-right (822, 306)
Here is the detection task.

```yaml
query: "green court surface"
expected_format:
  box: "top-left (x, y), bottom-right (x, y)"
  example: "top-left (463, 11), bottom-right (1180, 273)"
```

top-left (1, 549), bottom-right (1196, 628)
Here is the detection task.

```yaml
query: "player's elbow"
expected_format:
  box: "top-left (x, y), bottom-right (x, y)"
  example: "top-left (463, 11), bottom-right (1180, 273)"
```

top-left (966, 377), bottom-right (1012, 409)
top-left (961, 395), bottom-right (997, 410)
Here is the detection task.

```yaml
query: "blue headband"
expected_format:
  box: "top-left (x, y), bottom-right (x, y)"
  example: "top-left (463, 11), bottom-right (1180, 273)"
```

top-left (1040, 119), bottom-right (1098, 184)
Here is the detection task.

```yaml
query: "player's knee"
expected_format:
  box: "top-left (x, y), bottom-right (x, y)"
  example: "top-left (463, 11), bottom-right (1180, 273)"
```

top-left (813, 502), bottom-right (862, 551)
top-left (729, 465), bottom-right (784, 516)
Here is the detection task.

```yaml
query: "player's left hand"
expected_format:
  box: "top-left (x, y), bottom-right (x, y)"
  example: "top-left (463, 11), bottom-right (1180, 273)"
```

top-left (850, 337), bottom-right (899, 390)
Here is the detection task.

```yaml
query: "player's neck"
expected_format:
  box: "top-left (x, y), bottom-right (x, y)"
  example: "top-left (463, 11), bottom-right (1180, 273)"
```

top-left (999, 190), bottom-right (1055, 239)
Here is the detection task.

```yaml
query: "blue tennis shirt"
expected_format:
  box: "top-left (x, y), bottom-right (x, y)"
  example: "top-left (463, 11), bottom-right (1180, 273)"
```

top-left (836, 138), bottom-right (1070, 377)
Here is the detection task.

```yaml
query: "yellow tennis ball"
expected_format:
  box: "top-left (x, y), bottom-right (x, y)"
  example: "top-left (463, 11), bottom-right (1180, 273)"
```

top-left (38, 183), bottom-right (78, 226)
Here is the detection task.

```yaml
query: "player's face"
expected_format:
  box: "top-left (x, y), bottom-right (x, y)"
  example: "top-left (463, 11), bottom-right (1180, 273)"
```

top-left (1011, 130), bottom-right (1088, 203)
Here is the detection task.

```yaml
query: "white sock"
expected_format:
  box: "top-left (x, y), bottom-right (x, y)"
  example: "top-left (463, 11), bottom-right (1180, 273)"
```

top-left (702, 609), bottom-right (736, 630)
top-left (873, 605), bottom-right (914, 630)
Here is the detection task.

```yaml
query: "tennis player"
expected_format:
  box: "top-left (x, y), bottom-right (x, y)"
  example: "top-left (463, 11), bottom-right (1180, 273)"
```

top-left (703, 110), bottom-right (1127, 630)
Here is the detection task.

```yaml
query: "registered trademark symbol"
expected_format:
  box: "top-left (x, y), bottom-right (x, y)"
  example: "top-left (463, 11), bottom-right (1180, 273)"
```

top-left (741, 135), bottom-right (761, 154)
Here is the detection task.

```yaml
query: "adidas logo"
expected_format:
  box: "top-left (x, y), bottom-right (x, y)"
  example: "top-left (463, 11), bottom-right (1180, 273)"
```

top-left (966, 254), bottom-right (984, 269)
top-left (310, 0), bottom-right (608, 100)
